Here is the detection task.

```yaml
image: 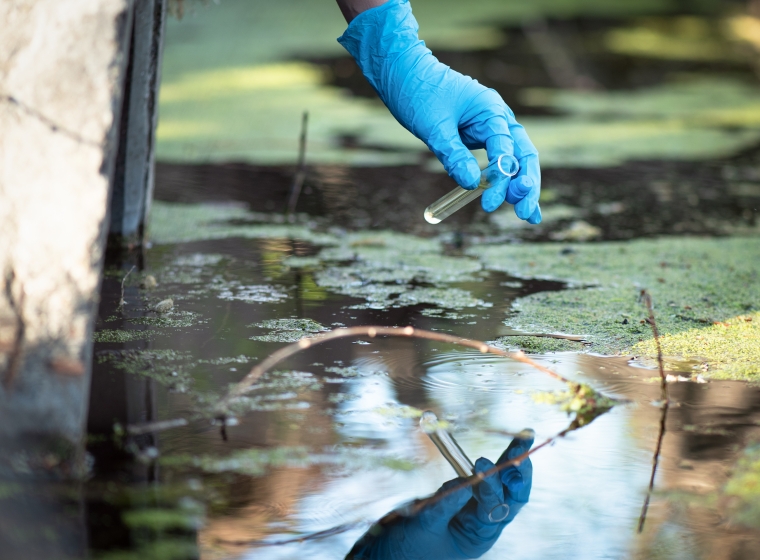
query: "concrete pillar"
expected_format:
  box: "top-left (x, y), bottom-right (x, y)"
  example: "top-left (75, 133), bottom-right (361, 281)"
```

top-left (0, 0), bottom-right (133, 470)
top-left (110, 0), bottom-right (168, 248)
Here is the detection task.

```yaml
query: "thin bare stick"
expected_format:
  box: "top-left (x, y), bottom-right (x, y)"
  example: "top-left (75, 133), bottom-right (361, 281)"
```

top-left (218, 326), bottom-right (572, 412)
top-left (286, 111), bottom-right (309, 216)
top-left (499, 332), bottom-right (586, 342)
top-left (215, 520), bottom-right (370, 548)
top-left (119, 265), bottom-right (136, 307)
top-left (637, 290), bottom-right (669, 533)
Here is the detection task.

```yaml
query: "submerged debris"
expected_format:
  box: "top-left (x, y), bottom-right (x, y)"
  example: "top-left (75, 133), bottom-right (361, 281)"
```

top-left (141, 275), bottom-right (158, 289)
top-left (533, 382), bottom-right (617, 427)
top-left (154, 298), bottom-right (175, 313)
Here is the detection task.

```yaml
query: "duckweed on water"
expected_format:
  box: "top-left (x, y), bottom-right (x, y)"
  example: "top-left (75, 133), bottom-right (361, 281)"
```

top-left (724, 443), bottom-right (760, 528)
top-left (493, 335), bottom-right (582, 354)
top-left (470, 237), bottom-right (760, 379)
top-left (160, 445), bottom-right (418, 477)
top-left (122, 506), bottom-right (203, 532)
top-left (98, 350), bottom-right (195, 393)
top-left (94, 329), bottom-right (156, 343)
top-left (635, 313), bottom-right (760, 380)
top-left (160, 446), bottom-right (311, 476)
top-left (248, 318), bottom-right (328, 342)
top-left (324, 366), bottom-right (387, 378)
top-left (149, 202), bottom-right (337, 245)
top-left (214, 281), bottom-right (289, 304)
top-left (128, 310), bottom-right (206, 328)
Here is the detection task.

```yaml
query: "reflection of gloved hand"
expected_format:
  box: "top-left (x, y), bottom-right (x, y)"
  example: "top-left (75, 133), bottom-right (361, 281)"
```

top-left (338, 0), bottom-right (541, 222)
top-left (346, 433), bottom-right (534, 560)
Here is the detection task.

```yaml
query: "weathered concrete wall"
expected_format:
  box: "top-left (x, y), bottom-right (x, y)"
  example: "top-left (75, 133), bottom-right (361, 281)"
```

top-left (0, 0), bottom-right (133, 458)
top-left (110, 0), bottom-right (167, 247)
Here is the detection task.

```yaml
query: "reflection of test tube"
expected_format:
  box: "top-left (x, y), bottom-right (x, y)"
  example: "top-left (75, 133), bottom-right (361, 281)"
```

top-left (424, 155), bottom-right (519, 224)
top-left (420, 411), bottom-right (474, 477)
top-left (420, 410), bottom-right (511, 523)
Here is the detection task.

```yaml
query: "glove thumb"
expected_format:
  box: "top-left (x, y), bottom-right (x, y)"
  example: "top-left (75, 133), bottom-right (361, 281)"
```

top-left (428, 124), bottom-right (481, 190)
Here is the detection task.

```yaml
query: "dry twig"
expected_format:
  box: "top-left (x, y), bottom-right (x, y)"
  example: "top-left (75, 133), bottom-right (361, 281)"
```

top-left (286, 111), bottom-right (309, 216)
top-left (637, 290), bottom-right (669, 533)
top-left (119, 265), bottom-right (136, 308)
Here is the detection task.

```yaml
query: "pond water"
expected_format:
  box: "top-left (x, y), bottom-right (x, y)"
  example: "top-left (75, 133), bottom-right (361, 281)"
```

top-left (3, 2), bottom-right (758, 559)
top-left (73, 229), bottom-right (760, 560)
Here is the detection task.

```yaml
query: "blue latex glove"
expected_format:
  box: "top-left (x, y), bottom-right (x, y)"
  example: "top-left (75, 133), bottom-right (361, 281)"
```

top-left (346, 433), bottom-right (534, 559)
top-left (338, 0), bottom-right (541, 223)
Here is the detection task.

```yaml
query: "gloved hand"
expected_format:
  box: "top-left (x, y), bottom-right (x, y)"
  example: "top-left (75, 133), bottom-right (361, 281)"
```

top-left (338, 0), bottom-right (541, 223)
top-left (346, 432), bottom-right (534, 560)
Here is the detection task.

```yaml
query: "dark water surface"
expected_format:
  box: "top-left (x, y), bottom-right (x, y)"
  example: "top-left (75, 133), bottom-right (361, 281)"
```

top-left (68, 232), bottom-right (760, 560)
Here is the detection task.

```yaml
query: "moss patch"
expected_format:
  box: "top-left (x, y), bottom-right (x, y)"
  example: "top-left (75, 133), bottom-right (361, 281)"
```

top-left (469, 237), bottom-right (760, 379)
top-left (635, 313), bottom-right (760, 380)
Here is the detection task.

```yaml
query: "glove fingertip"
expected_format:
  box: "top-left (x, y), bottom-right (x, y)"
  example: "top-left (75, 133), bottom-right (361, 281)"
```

top-left (474, 457), bottom-right (496, 473)
top-left (503, 471), bottom-right (524, 493)
top-left (450, 158), bottom-right (481, 190)
top-left (527, 205), bottom-right (542, 224)
top-left (481, 184), bottom-right (507, 213)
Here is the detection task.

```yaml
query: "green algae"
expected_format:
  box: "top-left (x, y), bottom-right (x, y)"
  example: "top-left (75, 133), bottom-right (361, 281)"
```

top-left (248, 318), bottom-right (328, 342)
top-left (635, 313), bottom-right (760, 380)
top-left (96, 539), bottom-right (198, 560)
top-left (469, 237), bottom-right (760, 379)
top-left (122, 506), bottom-right (203, 532)
top-left (98, 350), bottom-right (196, 393)
top-left (493, 335), bottom-right (582, 354)
top-left (158, 0), bottom-right (734, 166)
top-left (128, 310), bottom-right (206, 328)
top-left (213, 280), bottom-right (289, 304)
top-left (94, 329), bottom-right (156, 343)
top-left (149, 201), bottom-right (338, 245)
top-left (724, 443), bottom-right (760, 527)
top-left (324, 366), bottom-right (387, 378)
top-left (160, 444), bottom-right (418, 477)
top-left (296, 230), bottom-right (489, 311)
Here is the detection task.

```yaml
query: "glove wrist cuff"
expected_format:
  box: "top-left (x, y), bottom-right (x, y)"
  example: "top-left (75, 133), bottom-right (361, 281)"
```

top-left (337, 0), bottom-right (425, 98)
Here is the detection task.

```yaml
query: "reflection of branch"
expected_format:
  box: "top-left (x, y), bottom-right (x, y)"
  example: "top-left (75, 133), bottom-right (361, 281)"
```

top-left (638, 290), bottom-right (669, 533)
top-left (2, 271), bottom-right (25, 389)
top-left (219, 326), bottom-right (576, 412)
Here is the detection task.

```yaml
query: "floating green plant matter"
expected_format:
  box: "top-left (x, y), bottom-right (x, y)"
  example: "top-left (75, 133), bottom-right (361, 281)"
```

top-left (470, 237), bottom-right (760, 379)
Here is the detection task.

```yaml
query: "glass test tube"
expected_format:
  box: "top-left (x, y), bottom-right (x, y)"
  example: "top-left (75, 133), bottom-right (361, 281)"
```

top-left (424, 154), bottom-right (519, 224)
top-left (420, 410), bottom-right (512, 523)
top-left (420, 411), bottom-right (474, 477)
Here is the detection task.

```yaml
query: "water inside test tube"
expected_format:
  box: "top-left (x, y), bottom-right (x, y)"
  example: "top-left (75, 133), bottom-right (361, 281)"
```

top-left (423, 155), bottom-right (518, 224)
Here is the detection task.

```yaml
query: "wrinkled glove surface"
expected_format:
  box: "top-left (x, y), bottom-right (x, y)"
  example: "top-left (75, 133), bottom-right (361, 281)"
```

top-left (346, 434), bottom-right (534, 560)
top-left (338, 0), bottom-right (541, 222)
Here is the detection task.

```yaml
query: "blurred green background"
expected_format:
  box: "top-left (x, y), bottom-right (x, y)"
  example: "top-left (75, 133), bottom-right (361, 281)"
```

top-left (157, 0), bottom-right (760, 167)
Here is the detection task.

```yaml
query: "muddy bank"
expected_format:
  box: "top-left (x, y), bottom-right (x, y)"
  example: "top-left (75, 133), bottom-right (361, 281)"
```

top-left (155, 138), bottom-right (760, 241)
